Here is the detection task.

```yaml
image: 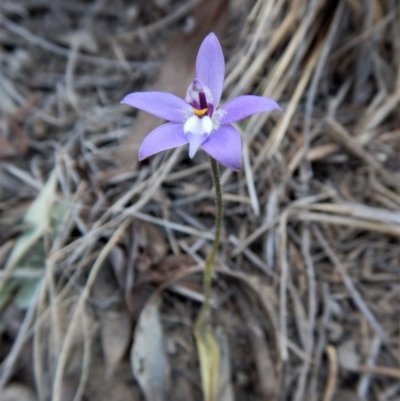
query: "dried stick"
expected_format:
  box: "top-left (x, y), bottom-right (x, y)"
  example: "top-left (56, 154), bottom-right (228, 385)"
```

top-left (0, 14), bottom-right (157, 70)
top-left (322, 345), bottom-right (338, 401)
top-left (312, 225), bottom-right (389, 344)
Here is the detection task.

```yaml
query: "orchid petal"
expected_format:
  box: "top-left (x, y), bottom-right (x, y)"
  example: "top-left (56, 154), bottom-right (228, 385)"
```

top-left (186, 133), bottom-right (209, 158)
top-left (138, 123), bottom-right (188, 160)
top-left (219, 95), bottom-right (281, 124)
top-left (196, 33), bottom-right (225, 107)
top-left (202, 124), bottom-right (242, 171)
top-left (121, 92), bottom-right (190, 122)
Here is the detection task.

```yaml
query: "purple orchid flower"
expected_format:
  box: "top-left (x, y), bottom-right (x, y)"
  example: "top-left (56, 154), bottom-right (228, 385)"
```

top-left (121, 33), bottom-right (281, 171)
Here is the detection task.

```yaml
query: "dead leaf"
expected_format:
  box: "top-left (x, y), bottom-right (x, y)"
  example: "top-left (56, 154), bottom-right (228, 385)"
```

top-left (337, 340), bottom-right (360, 371)
top-left (135, 221), bottom-right (168, 266)
top-left (108, 245), bottom-right (127, 291)
top-left (0, 383), bottom-right (36, 401)
top-left (92, 262), bottom-right (132, 378)
top-left (236, 290), bottom-right (277, 399)
top-left (106, 221), bottom-right (168, 318)
top-left (56, 31), bottom-right (99, 54)
top-left (131, 297), bottom-right (170, 401)
top-left (107, 221), bottom-right (168, 318)
top-left (126, 284), bottom-right (155, 322)
top-left (101, 307), bottom-right (132, 379)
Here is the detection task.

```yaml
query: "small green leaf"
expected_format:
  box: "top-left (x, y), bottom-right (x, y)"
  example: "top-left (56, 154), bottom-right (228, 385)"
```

top-left (15, 278), bottom-right (42, 309)
top-left (50, 200), bottom-right (69, 228)
top-left (0, 279), bottom-right (19, 309)
top-left (0, 170), bottom-right (62, 309)
top-left (3, 169), bottom-right (57, 273)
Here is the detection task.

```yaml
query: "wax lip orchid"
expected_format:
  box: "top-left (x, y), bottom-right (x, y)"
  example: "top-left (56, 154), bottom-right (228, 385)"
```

top-left (121, 32), bottom-right (281, 171)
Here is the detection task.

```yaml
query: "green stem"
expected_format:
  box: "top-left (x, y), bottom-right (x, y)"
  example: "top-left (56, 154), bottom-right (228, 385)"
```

top-left (195, 156), bottom-right (223, 331)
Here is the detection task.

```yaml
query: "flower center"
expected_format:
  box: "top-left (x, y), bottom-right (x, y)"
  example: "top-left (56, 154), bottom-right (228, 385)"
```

top-left (185, 79), bottom-right (214, 116)
top-left (184, 115), bottom-right (213, 136)
top-left (193, 108), bottom-right (208, 117)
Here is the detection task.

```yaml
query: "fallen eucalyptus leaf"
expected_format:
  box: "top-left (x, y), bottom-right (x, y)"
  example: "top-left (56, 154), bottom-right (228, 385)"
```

top-left (131, 297), bottom-right (170, 401)
top-left (92, 262), bottom-right (132, 379)
top-left (0, 383), bottom-right (36, 401)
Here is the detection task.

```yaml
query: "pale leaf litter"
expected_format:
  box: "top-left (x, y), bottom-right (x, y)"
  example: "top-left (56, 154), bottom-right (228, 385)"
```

top-left (0, 0), bottom-right (399, 400)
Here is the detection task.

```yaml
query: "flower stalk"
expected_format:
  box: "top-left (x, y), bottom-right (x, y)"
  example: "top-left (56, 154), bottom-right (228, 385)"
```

top-left (194, 156), bottom-right (223, 332)
top-left (193, 156), bottom-right (223, 401)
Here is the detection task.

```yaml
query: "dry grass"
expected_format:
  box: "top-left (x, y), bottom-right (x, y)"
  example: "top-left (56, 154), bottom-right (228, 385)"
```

top-left (0, 0), bottom-right (399, 400)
